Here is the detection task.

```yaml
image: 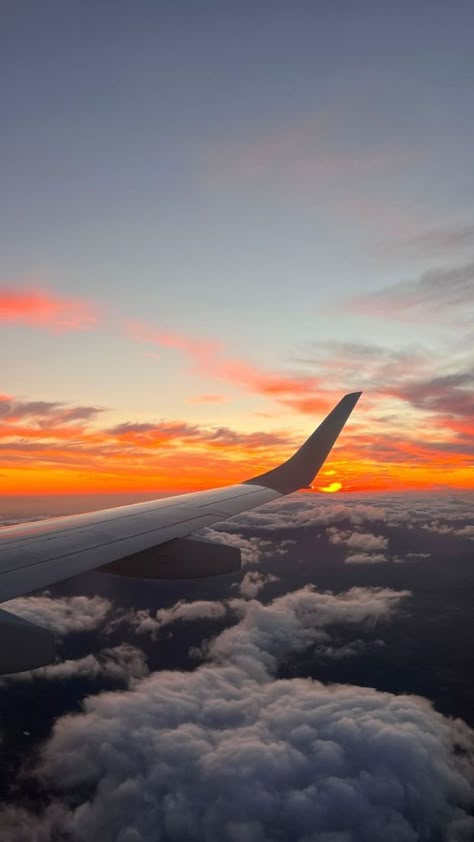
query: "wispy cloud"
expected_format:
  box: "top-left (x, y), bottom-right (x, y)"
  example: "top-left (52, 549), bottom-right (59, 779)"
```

top-left (0, 286), bottom-right (100, 331)
top-left (0, 395), bottom-right (103, 424)
top-left (349, 261), bottom-right (474, 325)
top-left (123, 318), bottom-right (333, 412)
top-left (382, 223), bottom-right (474, 258)
top-left (188, 394), bottom-right (228, 404)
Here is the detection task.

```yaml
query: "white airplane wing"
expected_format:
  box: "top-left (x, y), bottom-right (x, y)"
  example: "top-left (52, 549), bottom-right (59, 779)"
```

top-left (0, 392), bottom-right (361, 672)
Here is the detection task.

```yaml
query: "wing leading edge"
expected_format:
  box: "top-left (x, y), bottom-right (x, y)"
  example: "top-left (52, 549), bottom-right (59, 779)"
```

top-left (0, 392), bottom-right (361, 672)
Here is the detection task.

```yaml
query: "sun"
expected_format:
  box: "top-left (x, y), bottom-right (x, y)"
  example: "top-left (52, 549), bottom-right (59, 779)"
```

top-left (318, 482), bottom-right (343, 493)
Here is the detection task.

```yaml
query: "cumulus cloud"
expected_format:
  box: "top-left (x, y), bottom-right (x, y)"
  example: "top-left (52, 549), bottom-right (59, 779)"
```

top-left (3, 644), bottom-right (148, 686)
top-left (457, 525), bottom-right (474, 539)
top-left (3, 594), bottom-right (112, 635)
top-left (327, 527), bottom-right (389, 552)
top-left (228, 494), bottom-right (474, 543)
top-left (422, 522), bottom-right (474, 539)
top-left (345, 552), bottom-right (389, 565)
top-left (127, 600), bottom-right (227, 640)
top-left (238, 571), bottom-right (280, 599)
top-left (4, 583), bottom-right (474, 842)
top-left (228, 496), bottom-right (386, 532)
top-left (198, 527), bottom-right (275, 565)
top-left (206, 585), bottom-right (408, 678)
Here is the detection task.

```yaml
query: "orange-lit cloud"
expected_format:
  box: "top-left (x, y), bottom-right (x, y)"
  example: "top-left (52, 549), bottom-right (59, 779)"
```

top-left (188, 394), bottom-right (228, 404)
top-left (0, 287), bottom-right (100, 331)
top-left (123, 318), bottom-right (332, 412)
top-left (0, 388), bottom-right (472, 498)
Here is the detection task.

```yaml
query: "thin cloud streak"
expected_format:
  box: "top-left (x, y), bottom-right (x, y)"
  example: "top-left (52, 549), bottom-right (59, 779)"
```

top-left (349, 261), bottom-right (474, 325)
top-left (0, 287), bottom-right (100, 331)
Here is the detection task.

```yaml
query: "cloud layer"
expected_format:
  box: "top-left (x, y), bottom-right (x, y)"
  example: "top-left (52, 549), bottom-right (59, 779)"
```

top-left (3, 582), bottom-right (473, 842)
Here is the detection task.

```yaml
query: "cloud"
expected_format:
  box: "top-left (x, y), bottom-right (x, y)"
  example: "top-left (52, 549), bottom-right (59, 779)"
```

top-left (345, 552), bottom-right (389, 565)
top-left (349, 261), bottom-right (474, 326)
top-left (231, 494), bottom-right (474, 542)
top-left (4, 644), bottom-right (148, 686)
top-left (127, 600), bottom-right (227, 640)
top-left (238, 571), bottom-right (280, 599)
top-left (3, 594), bottom-right (112, 635)
top-left (228, 496), bottom-right (386, 532)
top-left (4, 584), bottom-right (474, 842)
top-left (188, 394), bottom-right (228, 404)
top-left (198, 527), bottom-right (276, 566)
top-left (385, 223), bottom-right (474, 258)
top-left (207, 585), bottom-right (409, 677)
top-left (0, 286), bottom-right (99, 331)
top-left (387, 372), bottom-right (474, 418)
top-left (123, 318), bottom-right (332, 412)
top-left (0, 395), bottom-right (103, 424)
top-left (327, 528), bottom-right (389, 552)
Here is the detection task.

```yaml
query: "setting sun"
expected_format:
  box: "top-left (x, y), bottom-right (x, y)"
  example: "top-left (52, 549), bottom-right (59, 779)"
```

top-left (318, 482), bottom-right (343, 493)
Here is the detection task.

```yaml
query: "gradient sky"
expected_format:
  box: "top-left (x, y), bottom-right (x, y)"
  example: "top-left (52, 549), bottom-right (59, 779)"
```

top-left (1, 1), bottom-right (473, 499)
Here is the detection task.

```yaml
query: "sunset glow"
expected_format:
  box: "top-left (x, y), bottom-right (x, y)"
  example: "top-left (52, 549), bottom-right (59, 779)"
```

top-left (0, 330), bottom-right (472, 501)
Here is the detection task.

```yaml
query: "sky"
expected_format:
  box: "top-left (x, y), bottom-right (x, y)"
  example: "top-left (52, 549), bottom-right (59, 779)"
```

top-left (1, 0), bottom-right (473, 503)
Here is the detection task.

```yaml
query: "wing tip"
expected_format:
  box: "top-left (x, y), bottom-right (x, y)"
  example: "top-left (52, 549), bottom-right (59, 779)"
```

top-left (245, 390), bottom-right (362, 495)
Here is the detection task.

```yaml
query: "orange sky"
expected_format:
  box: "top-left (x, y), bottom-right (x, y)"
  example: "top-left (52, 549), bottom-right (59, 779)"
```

top-left (0, 389), bottom-right (472, 499)
top-left (1, 287), bottom-right (472, 503)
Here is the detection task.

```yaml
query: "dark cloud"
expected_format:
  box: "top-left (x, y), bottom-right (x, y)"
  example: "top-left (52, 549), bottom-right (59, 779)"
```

top-left (387, 371), bottom-right (474, 418)
top-left (0, 397), bottom-right (103, 423)
top-left (349, 261), bottom-right (474, 325)
top-left (385, 223), bottom-right (474, 258)
top-left (107, 421), bottom-right (201, 438)
top-left (208, 427), bottom-right (289, 448)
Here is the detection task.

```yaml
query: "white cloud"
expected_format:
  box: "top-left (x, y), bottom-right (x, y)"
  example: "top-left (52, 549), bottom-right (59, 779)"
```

top-left (228, 496), bottom-right (386, 532)
top-left (4, 583), bottom-right (473, 842)
top-left (206, 585), bottom-right (409, 678)
top-left (227, 493), bottom-right (474, 538)
top-left (3, 594), bottom-right (112, 635)
top-left (327, 528), bottom-right (389, 552)
top-left (238, 571), bottom-right (280, 599)
top-left (127, 600), bottom-right (227, 640)
top-left (3, 644), bottom-right (148, 686)
top-left (456, 525), bottom-right (474, 539)
top-left (198, 527), bottom-right (275, 565)
top-left (345, 552), bottom-right (389, 565)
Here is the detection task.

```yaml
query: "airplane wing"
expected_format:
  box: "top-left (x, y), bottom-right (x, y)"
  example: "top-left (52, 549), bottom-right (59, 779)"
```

top-left (0, 392), bottom-right (361, 672)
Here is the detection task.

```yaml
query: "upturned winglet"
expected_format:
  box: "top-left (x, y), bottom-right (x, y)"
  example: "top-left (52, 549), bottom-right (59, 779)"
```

top-left (245, 392), bottom-right (362, 495)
